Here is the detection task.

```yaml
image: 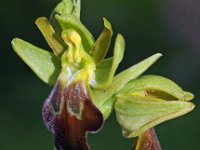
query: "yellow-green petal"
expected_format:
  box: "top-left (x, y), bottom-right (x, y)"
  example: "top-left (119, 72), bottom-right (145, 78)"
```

top-left (35, 17), bottom-right (66, 56)
top-left (90, 18), bottom-right (113, 64)
top-left (92, 34), bottom-right (125, 89)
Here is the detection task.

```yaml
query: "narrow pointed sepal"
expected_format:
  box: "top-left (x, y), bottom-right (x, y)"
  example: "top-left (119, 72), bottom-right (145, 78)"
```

top-left (42, 79), bottom-right (104, 150)
top-left (134, 128), bottom-right (162, 150)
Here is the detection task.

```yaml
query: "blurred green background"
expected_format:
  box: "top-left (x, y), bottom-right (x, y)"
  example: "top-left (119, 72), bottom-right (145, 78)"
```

top-left (1, 0), bottom-right (199, 149)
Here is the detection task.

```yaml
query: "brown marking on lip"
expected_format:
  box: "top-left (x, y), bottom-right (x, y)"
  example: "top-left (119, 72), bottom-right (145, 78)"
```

top-left (134, 128), bottom-right (162, 150)
top-left (43, 81), bottom-right (104, 150)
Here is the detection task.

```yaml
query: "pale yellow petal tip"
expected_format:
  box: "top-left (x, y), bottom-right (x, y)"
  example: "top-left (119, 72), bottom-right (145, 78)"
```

top-left (155, 53), bottom-right (163, 57)
top-left (184, 91), bottom-right (195, 101)
top-left (35, 17), bottom-right (46, 24)
top-left (11, 38), bottom-right (18, 45)
top-left (187, 102), bottom-right (195, 112)
top-left (102, 17), bottom-right (113, 33)
top-left (11, 38), bottom-right (21, 52)
top-left (148, 53), bottom-right (162, 63)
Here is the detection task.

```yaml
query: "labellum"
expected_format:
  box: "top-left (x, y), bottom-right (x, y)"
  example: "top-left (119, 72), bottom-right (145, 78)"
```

top-left (42, 77), bottom-right (103, 150)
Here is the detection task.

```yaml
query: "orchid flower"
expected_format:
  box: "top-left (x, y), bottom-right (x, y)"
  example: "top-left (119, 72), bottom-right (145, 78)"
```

top-left (12, 0), bottom-right (195, 149)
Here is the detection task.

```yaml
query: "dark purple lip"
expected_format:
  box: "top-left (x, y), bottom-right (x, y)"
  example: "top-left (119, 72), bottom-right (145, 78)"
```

top-left (42, 80), bottom-right (104, 150)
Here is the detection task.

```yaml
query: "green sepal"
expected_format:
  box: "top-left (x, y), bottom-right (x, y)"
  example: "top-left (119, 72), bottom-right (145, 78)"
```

top-left (35, 17), bottom-right (66, 56)
top-left (50, 0), bottom-right (81, 19)
top-left (92, 53), bottom-right (162, 117)
top-left (115, 94), bottom-right (194, 138)
top-left (11, 38), bottom-right (61, 86)
top-left (90, 18), bottom-right (113, 64)
top-left (71, 0), bottom-right (81, 19)
top-left (91, 34), bottom-right (125, 89)
top-left (98, 96), bottom-right (116, 120)
top-left (50, 0), bottom-right (81, 35)
top-left (55, 14), bottom-right (94, 52)
top-left (118, 75), bottom-right (188, 101)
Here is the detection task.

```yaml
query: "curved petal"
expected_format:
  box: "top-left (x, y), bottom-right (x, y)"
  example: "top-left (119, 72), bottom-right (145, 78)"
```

top-left (91, 34), bottom-right (125, 89)
top-left (90, 18), bottom-right (113, 64)
top-left (35, 17), bottom-right (66, 56)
